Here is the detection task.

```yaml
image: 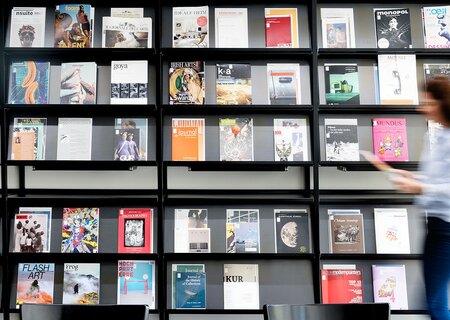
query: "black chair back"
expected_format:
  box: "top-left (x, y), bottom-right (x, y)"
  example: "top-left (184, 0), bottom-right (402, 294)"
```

top-left (263, 303), bottom-right (390, 320)
top-left (20, 304), bottom-right (150, 320)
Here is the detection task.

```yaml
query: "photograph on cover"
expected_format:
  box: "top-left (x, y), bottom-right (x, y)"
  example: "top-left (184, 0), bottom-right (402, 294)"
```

top-left (54, 4), bottom-right (92, 48)
top-left (124, 218), bottom-right (145, 248)
top-left (374, 8), bottom-right (412, 48)
top-left (104, 30), bottom-right (149, 48)
top-left (187, 209), bottom-right (208, 228)
top-left (323, 18), bottom-right (349, 48)
top-left (114, 128), bottom-right (141, 161)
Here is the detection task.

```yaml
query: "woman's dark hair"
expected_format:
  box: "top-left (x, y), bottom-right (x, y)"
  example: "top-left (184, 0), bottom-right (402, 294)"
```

top-left (425, 75), bottom-right (450, 122)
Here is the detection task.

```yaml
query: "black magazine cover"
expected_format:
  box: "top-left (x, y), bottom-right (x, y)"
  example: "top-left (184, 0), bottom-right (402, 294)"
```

top-left (374, 8), bottom-right (412, 48)
top-left (274, 209), bottom-right (310, 253)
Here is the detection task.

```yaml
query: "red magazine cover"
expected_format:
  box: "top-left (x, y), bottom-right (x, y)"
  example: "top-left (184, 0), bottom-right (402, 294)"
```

top-left (321, 269), bottom-right (363, 303)
top-left (118, 208), bottom-right (153, 254)
top-left (372, 118), bottom-right (408, 162)
top-left (265, 16), bottom-right (293, 48)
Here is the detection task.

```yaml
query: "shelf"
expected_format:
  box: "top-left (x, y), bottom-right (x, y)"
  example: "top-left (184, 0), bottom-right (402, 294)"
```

top-left (320, 254), bottom-right (423, 260)
top-left (318, 105), bottom-right (419, 114)
top-left (164, 253), bottom-right (315, 261)
top-left (5, 160), bottom-right (157, 170)
top-left (164, 161), bottom-right (313, 171)
top-left (4, 48), bottom-right (158, 63)
top-left (8, 253), bottom-right (159, 263)
top-left (164, 190), bottom-right (314, 205)
top-left (8, 308), bottom-right (160, 314)
top-left (319, 161), bottom-right (419, 171)
top-left (6, 191), bottom-right (158, 206)
top-left (161, 105), bottom-right (314, 115)
top-left (319, 190), bottom-right (414, 204)
top-left (161, 48), bottom-right (313, 61)
top-left (166, 309), bottom-right (263, 314)
top-left (5, 105), bottom-right (158, 117)
top-left (318, 48), bottom-right (450, 59)
top-left (391, 310), bottom-right (429, 315)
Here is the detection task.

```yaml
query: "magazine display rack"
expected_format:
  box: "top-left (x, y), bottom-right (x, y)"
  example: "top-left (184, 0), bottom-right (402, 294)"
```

top-left (0, 0), bottom-right (441, 319)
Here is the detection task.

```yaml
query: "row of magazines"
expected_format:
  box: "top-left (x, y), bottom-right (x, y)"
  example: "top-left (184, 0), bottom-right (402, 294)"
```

top-left (9, 5), bottom-right (450, 49)
top-left (13, 206), bottom-right (413, 255)
top-left (11, 118), bottom-right (149, 161)
top-left (10, 116), bottom-right (442, 162)
top-left (10, 56), bottom-right (448, 106)
top-left (10, 5), bottom-right (151, 49)
top-left (16, 261), bottom-right (410, 310)
top-left (15, 205), bottom-right (413, 309)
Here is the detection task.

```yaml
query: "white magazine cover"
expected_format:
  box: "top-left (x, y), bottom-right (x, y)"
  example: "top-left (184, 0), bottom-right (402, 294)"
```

top-left (14, 207), bottom-right (52, 253)
top-left (57, 118), bottom-right (93, 160)
top-left (223, 264), bottom-right (259, 309)
top-left (378, 54), bottom-right (418, 105)
top-left (372, 264), bottom-right (409, 310)
top-left (273, 118), bottom-right (309, 161)
top-left (267, 63), bottom-right (301, 105)
top-left (215, 8), bottom-right (248, 48)
top-left (324, 118), bottom-right (359, 161)
top-left (320, 8), bottom-right (356, 48)
top-left (422, 6), bottom-right (450, 48)
top-left (60, 61), bottom-right (97, 105)
top-left (374, 208), bottom-right (410, 254)
top-left (102, 17), bottom-right (152, 48)
top-left (174, 209), bottom-right (208, 253)
top-left (111, 61), bottom-right (148, 104)
top-left (10, 7), bottom-right (46, 47)
top-left (63, 263), bottom-right (100, 304)
top-left (173, 6), bottom-right (209, 48)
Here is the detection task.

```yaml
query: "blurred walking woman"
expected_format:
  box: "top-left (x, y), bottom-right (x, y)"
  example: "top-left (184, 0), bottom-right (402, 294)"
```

top-left (389, 75), bottom-right (450, 320)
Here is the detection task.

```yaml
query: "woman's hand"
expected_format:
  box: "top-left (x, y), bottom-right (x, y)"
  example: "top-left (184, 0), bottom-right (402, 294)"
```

top-left (390, 176), bottom-right (423, 194)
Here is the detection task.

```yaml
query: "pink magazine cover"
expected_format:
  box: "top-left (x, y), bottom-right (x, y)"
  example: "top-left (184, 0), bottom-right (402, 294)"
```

top-left (372, 118), bottom-right (408, 162)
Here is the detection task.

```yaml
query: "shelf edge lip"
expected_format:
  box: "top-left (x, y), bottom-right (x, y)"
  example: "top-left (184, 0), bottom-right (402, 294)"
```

top-left (318, 105), bottom-right (419, 113)
top-left (4, 47), bottom-right (157, 55)
top-left (5, 308), bottom-right (161, 314)
top-left (5, 160), bottom-right (158, 170)
top-left (319, 198), bottom-right (414, 204)
top-left (160, 105), bottom-right (314, 113)
top-left (391, 310), bottom-right (429, 315)
top-left (166, 309), bottom-right (263, 314)
top-left (318, 48), bottom-right (450, 55)
top-left (4, 104), bottom-right (158, 111)
top-left (6, 189), bottom-right (158, 197)
top-left (163, 253), bottom-right (315, 260)
top-left (319, 253), bottom-right (423, 260)
top-left (161, 48), bottom-right (313, 54)
top-left (164, 161), bottom-right (313, 168)
top-left (7, 252), bottom-right (160, 260)
top-left (319, 161), bottom-right (419, 171)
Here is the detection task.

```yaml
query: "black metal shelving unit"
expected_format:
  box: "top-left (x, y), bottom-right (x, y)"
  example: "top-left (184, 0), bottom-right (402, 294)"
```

top-left (0, 0), bottom-right (437, 319)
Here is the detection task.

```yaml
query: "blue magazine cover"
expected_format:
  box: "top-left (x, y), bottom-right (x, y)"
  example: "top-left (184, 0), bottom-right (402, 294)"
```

top-left (175, 271), bottom-right (206, 309)
top-left (118, 260), bottom-right (155, 308)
